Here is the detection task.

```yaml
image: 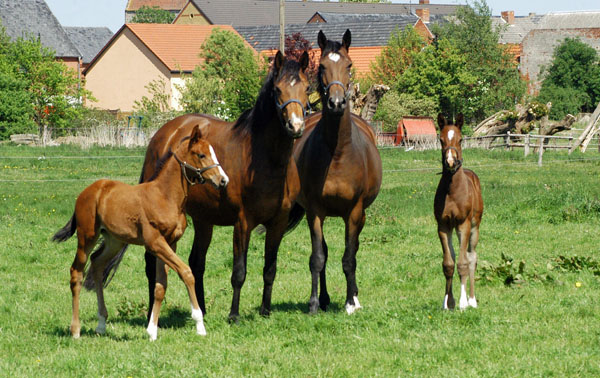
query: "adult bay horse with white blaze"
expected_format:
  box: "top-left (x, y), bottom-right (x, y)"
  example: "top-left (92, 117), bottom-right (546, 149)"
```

top-left (287, 30), bottom-right (382, 314)
top-left (105, 51), bottom-right (310, 322)
top-left (53, 125), bottom-right (229, 340)
top-left (434, 114), bottom-right (483, 310)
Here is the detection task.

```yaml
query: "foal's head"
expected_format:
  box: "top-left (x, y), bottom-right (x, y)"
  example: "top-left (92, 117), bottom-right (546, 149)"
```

top-left (317, 29), bottom-right (352, 115)
top-left (272, 50), bottom-right (310, 138)
top-left (438, 114), bottom-right (464, 173)
top-left (177, 125), bottom-right (229, 188)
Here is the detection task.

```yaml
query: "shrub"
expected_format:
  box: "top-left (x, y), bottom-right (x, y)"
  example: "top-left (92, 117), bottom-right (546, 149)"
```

top-left (373, 92), bottom-right (438, 132)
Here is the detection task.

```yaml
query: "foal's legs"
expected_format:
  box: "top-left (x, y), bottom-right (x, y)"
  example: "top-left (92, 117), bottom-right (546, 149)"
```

top-left (467, 224), bottom-right (480, 308)
top-left (343, 206), bottom-right (366, 315)
top-left (307, 211), bottom-right (326, 314)
top-left (456, 221), bottom-right (472, 310)
top-left (260, 214), bottom-right (287, 316)
top-left (147, 258), bottom-right (168, 341)
top-left (229, 219), bottom-right (250, 322)
top-left (70, 232), bottom-right (98, 338)
top-left (439, 227), bottom-right (456, 310)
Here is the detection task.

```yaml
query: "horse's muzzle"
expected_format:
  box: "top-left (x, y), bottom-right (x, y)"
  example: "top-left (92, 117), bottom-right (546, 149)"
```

top-left (286, 119), bottom-right (305, 138)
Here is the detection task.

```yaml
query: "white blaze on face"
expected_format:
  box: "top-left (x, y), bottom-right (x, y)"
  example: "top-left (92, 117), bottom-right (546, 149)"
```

top-left (209, 145), bottom-right (229, 183)
top-left (446, 148), bottom-right (455, 167)
top-left (290, 111), bottom-right (303, 131)
top-left (290, 78), bottom-right (297, 87)
top-left (328, 52), bottom-right (341, 62)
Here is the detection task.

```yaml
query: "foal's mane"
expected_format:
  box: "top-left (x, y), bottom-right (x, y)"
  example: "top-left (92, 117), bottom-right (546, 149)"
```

top-left (233, 59), bottom-right (303, 133)
top-left (145, 136), bottom-right (191, 182)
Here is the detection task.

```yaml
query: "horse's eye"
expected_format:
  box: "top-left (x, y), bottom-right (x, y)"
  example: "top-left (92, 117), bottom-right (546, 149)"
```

top-left (198, 154), bottom-right (206, 159)
top-left (347, 63), bottom-right (352, 69)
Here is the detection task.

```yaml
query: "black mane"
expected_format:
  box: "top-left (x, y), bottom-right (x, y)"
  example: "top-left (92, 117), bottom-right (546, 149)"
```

top-left (145, 149), bottom-right (174, 183)
top-left (233, 58), bottom-right (303, 133)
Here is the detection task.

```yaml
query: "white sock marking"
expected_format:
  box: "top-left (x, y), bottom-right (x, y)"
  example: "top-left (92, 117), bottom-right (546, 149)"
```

top-left (192, 307), bottom-right (206, 336)
top-left (459, 284), bottom-right (468, 310)
top-left (468, 296), bottom-right (478, 308)
top-left (290, 78), bottom-right (296, 86)
top-left (443, 294), bottom-right (449, 310)
top-left (147, 312), bottom-right (158, 341)
top-left (209, 145), bottom-right (229, 183)
top-left (96, 313), bottom-right (106, 334)
top-left (328, 52), bottom-right (340, 62)
top-left (345, 296), bottom-right (362, 315)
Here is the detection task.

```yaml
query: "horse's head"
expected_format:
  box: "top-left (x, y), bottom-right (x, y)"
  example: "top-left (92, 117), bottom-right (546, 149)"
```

top-left (317, 29), bottom-right (352, 115)
top-left (176, 125), bottom-right (229, 188)
top-left (438, 114), bottom-right (464, 174)
top-left (272, 50), bottom-right (310, 138)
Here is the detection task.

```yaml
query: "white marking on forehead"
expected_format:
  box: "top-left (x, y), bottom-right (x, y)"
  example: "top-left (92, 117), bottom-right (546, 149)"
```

top-left (209, 145), bottom-right (229, 180)
top-left (447, 130), bottom-right (455, 141)
top-left (290, 78), bottom-right (296, 86)
top-left (328, 52), bottom-right (341, 62)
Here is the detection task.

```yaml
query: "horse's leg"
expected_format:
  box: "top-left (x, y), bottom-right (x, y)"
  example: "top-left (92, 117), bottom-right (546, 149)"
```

top-left (306, 211), bottom-right (325, 314)
top-left (90, 238), bottom-right (124, 335)
top-left (229, 219), bottom-right (250, 322)
top-left (342, 206), bottom-right (366, 315)
top-left (147, 258), bottom-right (168, 341)
top-left (467, 223), bottom-right (480, 308)
top-left (439, 227), bottom-right (456, 310)
top-left (70, 232), bottom-right (98, 338)
top-left (147, 236), bottom-right (206, 336)
top-left (456, 221), bottom-right (472, 310)
top-left (188, 221), bottom-right (213, 315)
top-left (143, 250), bottom-right (156, 324)
top-left (260, 215), bottom-right (287, 316)
top-left (319, 237), bottom-right (331, 311)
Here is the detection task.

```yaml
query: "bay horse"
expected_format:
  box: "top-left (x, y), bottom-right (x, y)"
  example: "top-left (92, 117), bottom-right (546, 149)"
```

top-left (288, 30), bottom-right (382, 314)
top-left (53, 124), bottom-right (229, 340)
top-left (105, 51), bottom-right (310, 322)
top-left (434, 114), bottom-right (484, 310)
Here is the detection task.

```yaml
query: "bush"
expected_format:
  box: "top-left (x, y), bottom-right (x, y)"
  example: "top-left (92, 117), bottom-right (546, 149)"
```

top-left (373, 92), bottom-right (438, 132)
top-left (537, 85), bottom-right (588, 120)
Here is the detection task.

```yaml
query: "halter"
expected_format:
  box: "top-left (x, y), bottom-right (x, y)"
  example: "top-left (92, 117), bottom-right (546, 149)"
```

top-left (324, 80), bottom-right (349, 97)
top-left (441, 146), bottom-right (463, 174)
top-left (277, 98), bottom-right (311, 118)
top-left (173, 153), bottom-right (220, 186)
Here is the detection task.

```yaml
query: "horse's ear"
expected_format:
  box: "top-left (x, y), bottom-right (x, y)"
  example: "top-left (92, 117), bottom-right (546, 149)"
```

top-left (299, 51), bottom-right (309, 72)
top-left (437, 113), bottom-right (447, 129)
top-left (318, 30), bottom-right (327, 50)
top-left (342, 29), bottom-right (351, 50)
top-left (274, 50), bottom-right (284, 72)
top-left (190, 124), bottom-right (202, 146)
top-left (455, 113), bottom-right (464, 129)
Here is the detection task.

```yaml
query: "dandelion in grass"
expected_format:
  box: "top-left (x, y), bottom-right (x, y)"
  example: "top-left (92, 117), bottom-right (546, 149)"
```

top-left (575, 282), bottom-right (582, 288)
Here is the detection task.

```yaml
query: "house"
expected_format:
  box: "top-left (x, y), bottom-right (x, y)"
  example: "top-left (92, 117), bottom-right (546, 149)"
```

top-left (172, 0), bottom-right (459, 27)
top-left (520, 11), bottom-right (600, 94)
top-left (492, 11), bottom-right (544, 63)
top-left (235, 17), bottom-right (433, 77)
top-left (64, 27), bottom-right (114, 70)
top-left (0, 0), bottom-right (81, 72)
top-left (83, 24), bottom-right (251, 112)
top-left (125, 0), bottom-right (189, 23)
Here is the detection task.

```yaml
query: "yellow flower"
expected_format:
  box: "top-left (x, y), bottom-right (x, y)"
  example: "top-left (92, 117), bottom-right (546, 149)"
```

top-left (575, 282), bottom-right (582, 288)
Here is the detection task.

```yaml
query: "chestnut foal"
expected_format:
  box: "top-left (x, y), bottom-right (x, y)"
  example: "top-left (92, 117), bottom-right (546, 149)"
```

top-left (434, 114), bottom-right (483, 310)
top-left (53, 124), bottom-right (229, 340)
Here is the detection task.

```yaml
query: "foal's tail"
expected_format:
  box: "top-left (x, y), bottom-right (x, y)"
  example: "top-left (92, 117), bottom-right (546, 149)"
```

top-left (52, 213), bottom-right (77, 242)
top-left (284, 203), bottom-right (306, 234)
top-left (97, 164), bottom-right (148, 288)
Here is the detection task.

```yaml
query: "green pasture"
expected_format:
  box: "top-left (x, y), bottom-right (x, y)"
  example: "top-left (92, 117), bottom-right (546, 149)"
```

top-left (0, 143), bottom-right (599, 376)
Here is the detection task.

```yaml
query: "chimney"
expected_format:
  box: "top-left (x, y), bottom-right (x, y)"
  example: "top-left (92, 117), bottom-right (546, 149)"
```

top-left (501, 10), bottom-right (515, 24)
top-left (416, 8), bottom-right (430, 23)
top-left (419, 0), bottom-right (430, 4)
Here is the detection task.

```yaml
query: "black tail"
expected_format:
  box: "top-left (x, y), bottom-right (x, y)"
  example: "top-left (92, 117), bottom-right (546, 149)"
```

top-left (285, 203), bottom-right (306, 234)
top-left (52, 213), bottom-right (77, 242)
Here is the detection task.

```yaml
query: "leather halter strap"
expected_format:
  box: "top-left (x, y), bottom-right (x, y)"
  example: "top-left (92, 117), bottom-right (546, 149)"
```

top-left (173, 153), bottom-right (220, 186)
top-left (277, 98), bottom-right (310, 117)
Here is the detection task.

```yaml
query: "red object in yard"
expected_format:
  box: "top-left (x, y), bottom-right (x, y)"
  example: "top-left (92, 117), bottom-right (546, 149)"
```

top-left (394, 116), bottom-right (437, 145)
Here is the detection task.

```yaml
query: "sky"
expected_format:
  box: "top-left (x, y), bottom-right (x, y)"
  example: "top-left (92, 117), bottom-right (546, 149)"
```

top-left (45, 0), bottom-right (600, 34)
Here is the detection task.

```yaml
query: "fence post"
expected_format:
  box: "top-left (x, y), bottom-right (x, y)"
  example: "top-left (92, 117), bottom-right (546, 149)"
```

top-left (524, 134), bottom-right (530, 156)
top-left (505, 132), bottom-right (511, 150)
top-left (568, 136), bottom-right (573, 155)
top-left (538, 135), bottom-right (544, 167)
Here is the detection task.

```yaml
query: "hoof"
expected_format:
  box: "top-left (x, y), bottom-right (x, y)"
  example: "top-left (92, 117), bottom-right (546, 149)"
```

top-left (72, 332), bottom-right (80, 339)
top-left (442, 295), bottom-right (456, 310)
top-left (228, 314), bottom-right (239, 324)
top-left (468, 297), bottom-right (478, 308)
top-left (345, 296), bottom-right (362, 315)
top-left (309, 298), bottom-right (319, 315)
top-left (147, 323), bottom-right (158, 341)
top-left (196, 322), bottom-right (207, 336)
top-left (259, 306), bottom-right (271, 317)
top-left (319, 294), bottom-right (330, 311)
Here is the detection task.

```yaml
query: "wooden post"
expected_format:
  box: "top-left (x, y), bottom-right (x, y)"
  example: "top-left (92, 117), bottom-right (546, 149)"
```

top-left (537, 136), bottom-right (544, 167)
top-left (568, 136), bottom-right (573, 155)
top-left (524, 134), bottom-right (530, 156)
top-left (505, 132), bottom-right (510, 150)
top-left (279, 0), bottom-right (285, 52)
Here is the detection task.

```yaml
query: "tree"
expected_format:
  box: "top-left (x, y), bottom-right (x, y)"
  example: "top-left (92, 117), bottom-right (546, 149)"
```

top-left (0, 26), bottom-right (89, 139)
top-left (131, 6), bottom-right (175, 24)
top-left (285, 32), bottom-right (318, 91)
top-left (178, 28), bottom-right (265, 120)
top-left (373, 92), bottom-right (438, 132)
top-left (537, 38), bottom-right (600, 119)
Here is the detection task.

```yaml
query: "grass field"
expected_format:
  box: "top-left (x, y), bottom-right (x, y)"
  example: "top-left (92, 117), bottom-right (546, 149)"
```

top-left (0, 143), bottom-right (599, 377)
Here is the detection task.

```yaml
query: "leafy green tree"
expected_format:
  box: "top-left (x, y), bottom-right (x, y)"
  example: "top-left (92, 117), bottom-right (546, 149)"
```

top-left (538, 38), bottom-right (600, 119)
top-left (0, 26), bottom-right (89, 139)
top-left (179, 28), bottom-right (265, 120)
top-left (368, 26), bottom-right (426, 88)
top-left (373, 92), bottom-right (438, 132)
top-left (131, 6), bottom-right (175, 24)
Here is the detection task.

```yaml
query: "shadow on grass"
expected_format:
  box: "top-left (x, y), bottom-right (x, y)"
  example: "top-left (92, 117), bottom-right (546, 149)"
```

top-left (265, 300), bottom-right (343, 314)
top-left (112, 307), bottom-right (189, 329)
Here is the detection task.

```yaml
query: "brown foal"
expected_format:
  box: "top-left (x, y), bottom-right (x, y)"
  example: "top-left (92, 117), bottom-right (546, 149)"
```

top-left (434, 114), bottom-right (483, 310)
top-left (53, 124), bottom-right (229, 340)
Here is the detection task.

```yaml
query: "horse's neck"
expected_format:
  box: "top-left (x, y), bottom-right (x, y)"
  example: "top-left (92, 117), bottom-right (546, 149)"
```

top-left (150, 157), bottom-right (188, 211)
top-left (254, 115), bottom-right (294, 168)
top-left (322, 107), bottom-right (352, 154)
top-left (440, 169), bottom-right (468, 195)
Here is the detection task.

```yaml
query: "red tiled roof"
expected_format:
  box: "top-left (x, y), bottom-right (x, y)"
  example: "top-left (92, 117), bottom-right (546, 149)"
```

top-left (126, 0), bottom-right (188, 11)
top-left (399, 116), bottom-right (437, 138)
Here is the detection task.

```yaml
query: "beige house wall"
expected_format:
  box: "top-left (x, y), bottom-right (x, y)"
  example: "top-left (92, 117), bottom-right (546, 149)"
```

top-left (84, 28), bottom-right (172, 112)
top-left (173, 3), bottom-right (210, 25)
